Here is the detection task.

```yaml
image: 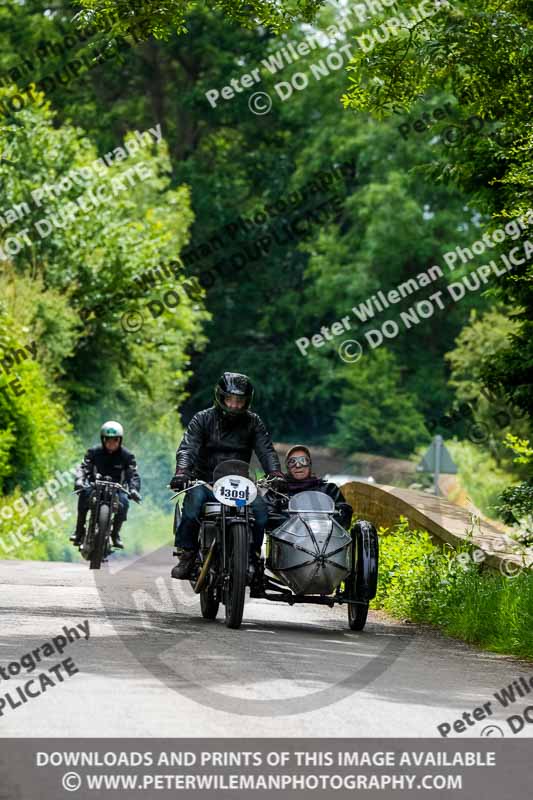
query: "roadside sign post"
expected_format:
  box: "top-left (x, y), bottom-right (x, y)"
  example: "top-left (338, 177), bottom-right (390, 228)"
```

top-left (418, 435), bottom-right (458, 496)
top-left (434, 434), bottom-right (442, 496)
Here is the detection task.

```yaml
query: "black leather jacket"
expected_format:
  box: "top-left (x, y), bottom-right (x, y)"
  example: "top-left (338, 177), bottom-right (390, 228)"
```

top-left (75, 445), bottom-right (141, 492)
top-left (176, 406), bottom-right (281, 481)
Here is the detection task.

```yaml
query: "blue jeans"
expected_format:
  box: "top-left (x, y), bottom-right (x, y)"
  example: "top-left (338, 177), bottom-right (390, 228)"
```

top-left (77, 485), bottom-right (129, 529)
top-left (175, 485), bottom-right (269, 551)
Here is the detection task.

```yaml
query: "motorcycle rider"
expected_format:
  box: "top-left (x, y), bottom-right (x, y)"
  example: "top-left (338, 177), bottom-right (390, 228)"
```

top-left (70, 421), bottom-right (141, 549)
top-left (170, 372), bottom-right (286, 579)
top-left (282, 445), bottom-right (353, 529)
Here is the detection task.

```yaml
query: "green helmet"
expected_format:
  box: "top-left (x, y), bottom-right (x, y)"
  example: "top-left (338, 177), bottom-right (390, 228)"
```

top-left (100, 420), bottom-right (124, 444)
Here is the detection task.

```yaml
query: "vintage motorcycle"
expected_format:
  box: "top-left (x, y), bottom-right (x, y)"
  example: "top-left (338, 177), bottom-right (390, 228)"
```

top-left (172, 459), bottom-right (378, 630)
top-left (76, 475), bottom-right (139, 570)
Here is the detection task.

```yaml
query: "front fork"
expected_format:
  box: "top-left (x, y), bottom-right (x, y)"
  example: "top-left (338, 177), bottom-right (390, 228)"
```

top-left (221, 506), bottom-right (254, 586)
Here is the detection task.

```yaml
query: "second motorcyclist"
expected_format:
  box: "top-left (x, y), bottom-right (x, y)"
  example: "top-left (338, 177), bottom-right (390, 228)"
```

top-left (70, 420), bottom-right (141, 549)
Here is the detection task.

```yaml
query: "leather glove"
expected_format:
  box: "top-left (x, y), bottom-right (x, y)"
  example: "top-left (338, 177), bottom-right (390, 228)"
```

top-left (268, 471), bottom-right (288, 493)
top-left (74, 478), bottom-right (88, 492)
top-left (170, 470), bottom-right (192, 491)
top-left (130, 489), bottom-right (142, 503)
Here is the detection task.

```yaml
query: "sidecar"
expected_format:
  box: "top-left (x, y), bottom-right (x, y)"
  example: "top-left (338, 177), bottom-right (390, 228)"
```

top-left (263, 490), bottom-right (379, 631)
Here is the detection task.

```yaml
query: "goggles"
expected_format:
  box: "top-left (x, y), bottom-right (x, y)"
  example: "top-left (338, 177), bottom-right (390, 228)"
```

top-left (287, 455), bottom-right (311, 468)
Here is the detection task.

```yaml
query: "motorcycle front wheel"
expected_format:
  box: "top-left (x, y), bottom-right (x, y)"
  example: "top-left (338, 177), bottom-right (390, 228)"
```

top-left (200, 586), bottom-right (220, 620)
top-left (90, 503), bottom-right (110, 570)
top-left (224, 523), bottom-right (248, 629)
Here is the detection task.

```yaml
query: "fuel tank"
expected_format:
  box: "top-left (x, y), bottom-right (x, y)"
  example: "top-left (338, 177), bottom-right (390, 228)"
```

top-left (267, 491), bottom-right (352, 595)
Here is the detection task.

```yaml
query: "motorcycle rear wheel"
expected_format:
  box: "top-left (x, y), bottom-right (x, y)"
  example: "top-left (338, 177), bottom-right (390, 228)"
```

top-left (90, 504), bottom-right (110, 570)
top-left (224, 523), bottom-right (248, 629)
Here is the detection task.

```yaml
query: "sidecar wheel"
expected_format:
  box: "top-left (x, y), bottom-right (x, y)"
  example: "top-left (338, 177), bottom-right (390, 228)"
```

top-left (348, 600), bottom-right (369, 631)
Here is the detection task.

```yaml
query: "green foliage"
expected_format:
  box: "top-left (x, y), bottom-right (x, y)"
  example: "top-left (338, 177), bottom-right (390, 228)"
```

top-left (77, 0), bottom-right (327, 38)
top-left (446, 439), bottom-right (514, 518)
top-left (0, 1), bottom-right (491, 451)
top-left (0, 74), bottom-right (208, 549)
top-left (330, 349), bottom-right (429, 456)
top-left (504, 434), bottom-right (533, 465)
top-left (0, 92), bottom-right (208, 482)
top-left (342, 0), bottom-right (533, 425)
top-left (0, 0), bottom-right (531, 566)
top-left (497, 435), bottom-right (533, 543)
top-left (445, 308), bottom-right (530, 464)
top-left (376, 517), bottom-right (533, 658)
top-left (0, 274), bottom-right (76, 492)
top-left (0, 486), bottom-right (76, 562)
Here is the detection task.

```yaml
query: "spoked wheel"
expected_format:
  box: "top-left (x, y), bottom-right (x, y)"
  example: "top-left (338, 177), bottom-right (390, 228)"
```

top-left (200, 586), bottom-right (220, 620)
top-left (348, 600), bottom-right (369, 631)
top-left (346, 519), bottom-right (379, 632)
top-left (90, 504), bottom-right (110, 570)
top-left (224, 523), bottom-right (248, 629)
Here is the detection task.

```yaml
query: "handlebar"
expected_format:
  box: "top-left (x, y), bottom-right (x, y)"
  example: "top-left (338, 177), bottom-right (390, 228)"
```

top-left (74, 476), bottom-right (142, 503)
top-left (257, 475), bottom-right (289, 501)
top-left (167, 479), bottom-right (211, 500)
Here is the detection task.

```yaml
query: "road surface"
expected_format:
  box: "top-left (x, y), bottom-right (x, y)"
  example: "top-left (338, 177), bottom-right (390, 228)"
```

top-left (0, 552), bottom-right (531, 738)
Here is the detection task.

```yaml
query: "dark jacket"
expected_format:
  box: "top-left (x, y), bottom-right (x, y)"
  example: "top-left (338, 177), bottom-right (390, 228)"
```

top-left (282, 475), bottom-right (352, 528)
top-left (176, 406), bottom-right (281, 482)
top-left (75, 445), bottom-right (141, 492)
top-left (283, 475), bottom-right (348, 505)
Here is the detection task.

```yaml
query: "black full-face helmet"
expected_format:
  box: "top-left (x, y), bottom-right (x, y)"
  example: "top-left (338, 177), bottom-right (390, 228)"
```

top-left (214, 372), bottom-right (254, 417)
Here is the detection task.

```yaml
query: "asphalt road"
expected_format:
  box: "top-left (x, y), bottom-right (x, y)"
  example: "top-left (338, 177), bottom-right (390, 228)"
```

top-left (0, 552), bottom-right (531, 738)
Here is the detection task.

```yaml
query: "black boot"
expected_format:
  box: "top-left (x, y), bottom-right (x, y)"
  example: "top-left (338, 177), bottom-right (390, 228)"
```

top-left (69, 519), bottom-right (86, 546)
top-left (111, 519), bottom-right (124, 549)
top-left (171, 550), bottom-right (196, 580)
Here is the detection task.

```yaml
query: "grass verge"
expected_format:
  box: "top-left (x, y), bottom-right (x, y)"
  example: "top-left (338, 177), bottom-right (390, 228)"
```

top-left (373, 517), bottom-right (533, 660)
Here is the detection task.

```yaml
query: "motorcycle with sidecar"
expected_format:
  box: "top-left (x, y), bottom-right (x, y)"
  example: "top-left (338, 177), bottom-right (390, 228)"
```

top-left (171, 459), bottom-right (379, 630)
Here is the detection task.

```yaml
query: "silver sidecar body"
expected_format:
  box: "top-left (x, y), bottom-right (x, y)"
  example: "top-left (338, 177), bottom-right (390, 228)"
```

top-left (267, 490), bottom-right (352, 595)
